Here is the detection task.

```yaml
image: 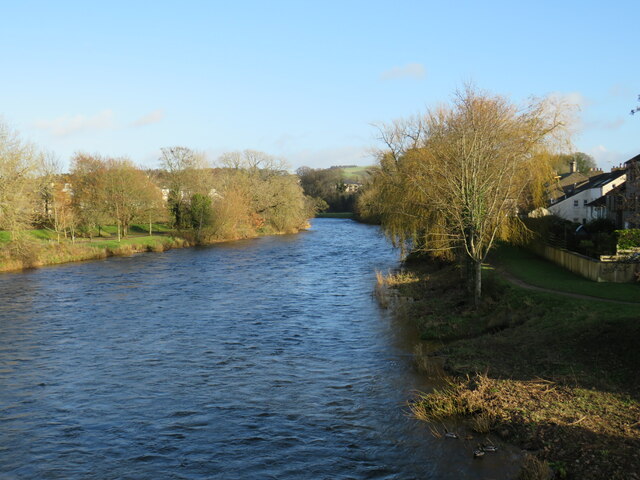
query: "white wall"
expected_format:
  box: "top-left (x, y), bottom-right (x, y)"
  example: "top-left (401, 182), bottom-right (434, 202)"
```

top-left (548, 174), bottom-right (625, 223)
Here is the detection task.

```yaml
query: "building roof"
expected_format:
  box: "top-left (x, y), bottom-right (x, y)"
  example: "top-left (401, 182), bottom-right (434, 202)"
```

top-left (587, 183), bottom-right (626, 208)
top-left (572, 169), bottom-right (626, 196)
top-left (624, 153), bottom-right (640, 165)
top-left (556, 171), bottom-right (588, 189)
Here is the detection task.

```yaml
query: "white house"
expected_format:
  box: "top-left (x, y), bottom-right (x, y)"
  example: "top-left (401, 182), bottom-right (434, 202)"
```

top-left (548, 170), bottom-right (626, 224)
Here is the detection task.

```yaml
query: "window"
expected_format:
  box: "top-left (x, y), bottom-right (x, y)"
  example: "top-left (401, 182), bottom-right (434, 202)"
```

top-left (573, 200), bottom-right (579, 207)
top-left (583, 199), bottom-right (588, 206)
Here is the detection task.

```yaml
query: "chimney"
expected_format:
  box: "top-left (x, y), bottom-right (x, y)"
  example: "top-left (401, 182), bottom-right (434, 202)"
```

top-left (570, 160), bottom-right (577, 173)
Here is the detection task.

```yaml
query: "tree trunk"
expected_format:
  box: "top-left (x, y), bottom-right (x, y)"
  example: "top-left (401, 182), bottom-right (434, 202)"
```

top-left (473, 259), bottom-right (482, 307)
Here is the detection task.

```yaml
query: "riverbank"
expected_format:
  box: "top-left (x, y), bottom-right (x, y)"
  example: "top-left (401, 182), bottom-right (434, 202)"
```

top-left (378, 248), bottom-right (640, 479)
top-left (0, 224), bottom-right (309, 273)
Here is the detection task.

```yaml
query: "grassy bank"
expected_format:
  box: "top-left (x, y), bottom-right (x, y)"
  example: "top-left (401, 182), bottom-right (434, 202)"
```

top-left (379, 250), bottom-right (640, 479)
top-left (0, 231), bottom-right (191, 273)
top-left (0, 222), bottom-right (308, 273)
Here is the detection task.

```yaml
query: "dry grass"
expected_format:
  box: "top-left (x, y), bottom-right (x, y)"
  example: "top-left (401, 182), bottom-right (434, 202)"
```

top-left (389, 255), bottom-right (640, 479)
top-left (409, 373), bottom-right (640, 479)
top-left (518, 454), bottom-right (553, 480)
top-left (374, 269), bottom-right (421, 309)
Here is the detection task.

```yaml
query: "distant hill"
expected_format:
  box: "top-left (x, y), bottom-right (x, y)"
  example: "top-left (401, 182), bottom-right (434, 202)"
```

top-left (336, 166), bottom-right (374, 182)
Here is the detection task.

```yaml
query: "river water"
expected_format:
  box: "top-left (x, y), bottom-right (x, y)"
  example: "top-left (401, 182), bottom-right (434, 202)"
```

top-left (0, 219), bottom-right (520, 479)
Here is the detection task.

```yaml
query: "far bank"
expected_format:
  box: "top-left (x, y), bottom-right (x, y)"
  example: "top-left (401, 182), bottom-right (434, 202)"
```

top-left (0, 223), bottom-right (310, 274)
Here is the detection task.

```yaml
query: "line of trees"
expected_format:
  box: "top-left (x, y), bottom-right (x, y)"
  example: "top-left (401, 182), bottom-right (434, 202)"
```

top-left (159, 148), bottom-right (313, 242)
top-left (358, 86), bottom-right (573, 305)
top-left (0, 119), bottom-right (314, 257)
top-left (296, 166), bottom-right (361, 212)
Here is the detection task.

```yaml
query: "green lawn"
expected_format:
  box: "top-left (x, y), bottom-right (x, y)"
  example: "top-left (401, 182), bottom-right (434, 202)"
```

top-left (0, 229), bottom-right (59, 243)
top-left (492, 244), bottom-right (640, 303)
top-left (86, 235), bottom-right (173, 250)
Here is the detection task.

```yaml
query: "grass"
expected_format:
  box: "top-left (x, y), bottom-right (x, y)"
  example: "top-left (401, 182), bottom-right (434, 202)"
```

top-left (383, 252), bottom-right (640, 479)
top-left (87, 235), bottom-right (176, 251)
top-left (492, 244), bottom-right (640, 302)
top-left (0, 224), bottom-right (188, 272)
top-left (339, 165), bottom-right (373, 182)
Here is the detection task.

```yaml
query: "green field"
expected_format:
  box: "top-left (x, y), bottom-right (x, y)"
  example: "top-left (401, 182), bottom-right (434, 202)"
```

top-left (339, 165), bottom-right (374, 182)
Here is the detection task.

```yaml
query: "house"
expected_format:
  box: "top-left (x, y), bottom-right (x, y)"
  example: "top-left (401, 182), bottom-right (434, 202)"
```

top-left (342, 181), bottom-right (362, 193)
top-left (586, 183), bottom-right (626, 227)
top-left (548, 160), bottom-right (603, 205)
top-left (548, 169), bottom-right (626, 224)
top-left (622, 153), bottom-right (640, 228)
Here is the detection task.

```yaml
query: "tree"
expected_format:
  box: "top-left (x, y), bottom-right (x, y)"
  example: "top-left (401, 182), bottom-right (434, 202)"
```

top-left (296, 166), bottom-right (357, 212)
top-left (159, 146), bottom-right (211, 229)
top-left (0, 120), bottom-right (41, 241)
top-left (212, 150), bottom-right (312, 237)
top-left (38, 153), bottom-right (78, 242)
top-left (100, 158), bottom-right (162, 240)
top-left (189, 193), bottom-right (212, 241)
top-left (365, 86), bottom-right (571, 305)
top-left (70, 153), bottom-right (110, 237)
top-left (71, 154), bottom-right (163, 241)
top-left (550, 152), bottom-right (597, 174)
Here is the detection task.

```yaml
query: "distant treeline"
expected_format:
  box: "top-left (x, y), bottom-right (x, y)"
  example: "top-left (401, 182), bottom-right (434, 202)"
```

top-left (295, 165), bottom-right (372, 214)
top-left (0, 120), bottom-right (315, 265)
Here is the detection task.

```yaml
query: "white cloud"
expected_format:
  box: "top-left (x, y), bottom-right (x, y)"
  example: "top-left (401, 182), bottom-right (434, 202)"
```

top-left (132, 109), bottom-right (165, 127)
top-left (380, 63), bottom-right (426, 80)
top-left (32, 109), bottom-right (115, 137)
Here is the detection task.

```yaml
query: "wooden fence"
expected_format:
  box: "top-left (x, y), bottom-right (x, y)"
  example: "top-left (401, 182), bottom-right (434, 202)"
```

top-left (529, 243), bottom-right (638, 283)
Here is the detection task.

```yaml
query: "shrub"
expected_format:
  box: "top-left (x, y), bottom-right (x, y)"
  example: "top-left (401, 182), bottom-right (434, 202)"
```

top-left (616, 229), bottom-right (640, 250)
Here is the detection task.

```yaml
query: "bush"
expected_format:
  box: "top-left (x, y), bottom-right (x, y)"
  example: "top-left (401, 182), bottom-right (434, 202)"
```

top-left (616, 229), bottom-right (640, 250)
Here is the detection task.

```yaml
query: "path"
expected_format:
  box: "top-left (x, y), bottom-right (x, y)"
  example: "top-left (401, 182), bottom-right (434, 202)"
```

top-left (492, 264), bottom-right (640, 306)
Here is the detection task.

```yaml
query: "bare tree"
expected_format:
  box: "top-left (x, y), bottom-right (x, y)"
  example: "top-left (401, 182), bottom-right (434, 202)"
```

top-left (71, 154), bottom-right (163, 241)
top-left (365, 86), bottom-right (572, 305)
top-left (0, 120), bottom-right (41, 241)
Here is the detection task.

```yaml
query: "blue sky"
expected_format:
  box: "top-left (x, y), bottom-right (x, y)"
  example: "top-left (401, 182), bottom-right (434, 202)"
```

top-left (1, 0), bottom-right (638, 171)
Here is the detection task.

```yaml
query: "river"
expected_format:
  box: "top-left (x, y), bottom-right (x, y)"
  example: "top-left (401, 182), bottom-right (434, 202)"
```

top-left (0, 219), bottom-right (520, 479)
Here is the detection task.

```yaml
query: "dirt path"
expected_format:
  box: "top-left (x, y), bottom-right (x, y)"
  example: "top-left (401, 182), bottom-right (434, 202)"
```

top-left (492, 264), bottom-right (640, 306)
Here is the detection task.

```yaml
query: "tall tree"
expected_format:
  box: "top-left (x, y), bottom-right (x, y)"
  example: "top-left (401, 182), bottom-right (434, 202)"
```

top-left (0, 121), bottom-right (41, 241)
top-left (71, 154), bottom-right (163, 240)
top-left (100, 158), bottom-right (162, 240)
top-left (365, 86), bottom-right (571, 305)
top-left (159, 146), bottom-right (211, 229)
top-left (70, 153), bottom-right (109, 237)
